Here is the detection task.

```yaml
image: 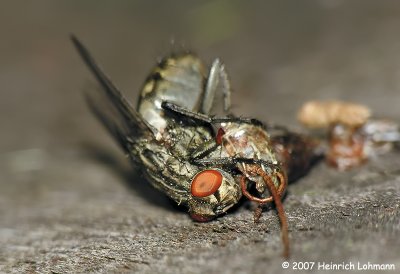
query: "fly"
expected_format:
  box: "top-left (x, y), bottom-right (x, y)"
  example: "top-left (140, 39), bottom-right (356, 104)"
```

top-left (71, 35), bottom-right (320, 258)
top-left (71, 36), bottom-right (246, 221)
top-left (161, 102), bottom-right (320, 258)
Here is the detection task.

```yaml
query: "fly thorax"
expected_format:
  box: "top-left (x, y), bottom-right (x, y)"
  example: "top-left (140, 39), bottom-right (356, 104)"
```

top-left (220, 122), bottom-right (283, 195)
top-left (167, 126), bottom-right (210, 159)
top-left (221, 123), bottom-right (279, 164)
top-left (220, 124), bottom-right (251, 157)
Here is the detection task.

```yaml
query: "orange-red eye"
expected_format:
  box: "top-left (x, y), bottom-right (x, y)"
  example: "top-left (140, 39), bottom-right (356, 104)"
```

top-left (191, 170), bottom-right (223, 197)
top-left (215, 128), bottom-right (225, 145)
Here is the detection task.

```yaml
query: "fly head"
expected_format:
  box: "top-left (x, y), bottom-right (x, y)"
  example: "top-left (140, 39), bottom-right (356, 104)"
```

top-left (187, 168), bottom-right (241, 222)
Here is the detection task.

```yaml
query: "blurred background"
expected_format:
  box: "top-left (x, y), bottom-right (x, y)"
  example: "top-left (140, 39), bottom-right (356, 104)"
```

top-left (1, 1), bottom-right (399, 273)
top-left (2, 0), bottom-right (400, 153)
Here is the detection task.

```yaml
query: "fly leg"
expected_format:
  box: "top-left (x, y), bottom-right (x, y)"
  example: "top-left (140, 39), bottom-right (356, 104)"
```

top-left (162, 101), bottom-right (288, 133)
top-left (190, 138), bottom-right (220, 159)
top-left (162, 101), bottom-right (213, 124)
top-left (191, 156), bottom-right (280, 170)
top-left (202, 59), bottom-right (231, 114)
top-left (162, 101), bottom-right (268, 127)
top-left (253, 204), bottom-right (263, 223)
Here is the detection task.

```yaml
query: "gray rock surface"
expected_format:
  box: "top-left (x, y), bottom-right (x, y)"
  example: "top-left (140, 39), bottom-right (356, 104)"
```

top-left (0, 1), bottom-right (399, 273)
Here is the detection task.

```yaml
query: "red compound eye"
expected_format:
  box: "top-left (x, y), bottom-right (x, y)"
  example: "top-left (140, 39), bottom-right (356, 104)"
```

top-left (215, 128), bottom-right (225, 145)
top-left (191, 170), bottom-right (223, 197)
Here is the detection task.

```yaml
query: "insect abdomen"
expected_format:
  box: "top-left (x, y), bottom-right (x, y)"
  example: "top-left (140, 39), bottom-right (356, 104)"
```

top-left (137, 54), bottom-right (207, 133)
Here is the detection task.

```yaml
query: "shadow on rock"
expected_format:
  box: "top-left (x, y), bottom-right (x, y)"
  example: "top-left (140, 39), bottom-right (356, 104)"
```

top-left (80, 142), bottom-right (182, 212)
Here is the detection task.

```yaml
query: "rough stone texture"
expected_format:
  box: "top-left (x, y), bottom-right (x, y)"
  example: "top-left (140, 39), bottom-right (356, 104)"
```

top-left (1, 1), bottom-right (399, 273)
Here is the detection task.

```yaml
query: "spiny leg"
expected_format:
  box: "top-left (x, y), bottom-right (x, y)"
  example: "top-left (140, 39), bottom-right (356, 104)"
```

top-left (190, 138), bottom-right (220, 160)
top-left (162, 101), bottom-right (268, 127)
top-left (162, 101), bottom-right (213, 123)
top-left (191, 156), bottom-right (281, 170)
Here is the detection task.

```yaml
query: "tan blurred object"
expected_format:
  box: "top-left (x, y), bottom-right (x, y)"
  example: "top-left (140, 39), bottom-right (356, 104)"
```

top-left (326, 124), bottom-right (367, 171)
top-left (297, 100), bottom-right (371, 128)
top-left (297, 101), bottom-right (399, 170)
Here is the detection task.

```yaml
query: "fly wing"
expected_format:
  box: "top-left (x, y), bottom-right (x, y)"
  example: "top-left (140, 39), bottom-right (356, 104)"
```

top-left (202, 59), bottom-right (232, 116)
top-left (71, 35), bottom-right (155, 153)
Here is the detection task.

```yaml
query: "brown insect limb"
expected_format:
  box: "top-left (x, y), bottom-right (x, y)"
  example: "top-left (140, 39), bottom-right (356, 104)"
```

top-left (253, 204), bottom-right (263, 223)
top-left (240, 171), bottom-right (287, 204)
top-left (240, 166), bottom-right (289, 258)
